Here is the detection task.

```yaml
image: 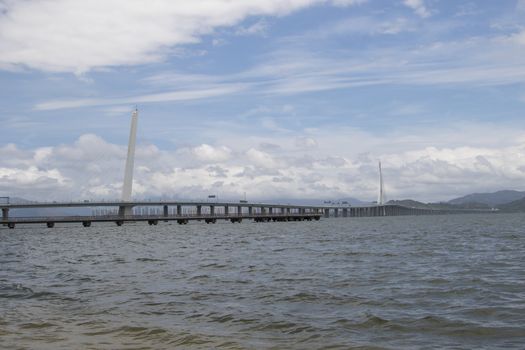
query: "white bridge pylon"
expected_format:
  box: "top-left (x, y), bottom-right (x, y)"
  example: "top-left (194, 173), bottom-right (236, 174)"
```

top-left (378, 160), bottom-right (385, 205)
top-left (121, 108), bottom-right (138, 202)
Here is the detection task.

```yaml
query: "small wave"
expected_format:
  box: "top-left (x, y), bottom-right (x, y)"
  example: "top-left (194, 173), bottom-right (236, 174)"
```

top-left (0, 260), bottom-right (20, 264)
top-left (216, 340), bottom-right (244, 349)
top-left (359, 315), bottom-right (389, 327)
top-left (210, 314), bottom-right (234, 323)
top-left (247, 321), bottom-right (299, 332)
top-left (232, 318), bottom-right (258, 325)
top-left (189, 274), bottom-right (210, 281)
top-left (333, 314), bottom-right (394, 330)
top-left (83, 325), bottom-right (168, 339)
top-left (136, 257), bottom-right (166, 262)
top-left (446, 325), bottom-right (525, 338)
top-left (287, 325), bottom-right (316, 334)
top-left (282, 292), bottom-right (320, 302)
top-left (200, 263), bottom-right (227, 268)
top-left (0, 284), bottom-right (57, 300)
top-left (172, 333), bottom-right (213, 346)
top-left (19, 322), bottom-right (56, 329)
top-left (424, 277), bottom-right (450, 285)
top-left (0, 284), bottom-right (34, 299)
top-left (274, 277), bottom-right (315, 282)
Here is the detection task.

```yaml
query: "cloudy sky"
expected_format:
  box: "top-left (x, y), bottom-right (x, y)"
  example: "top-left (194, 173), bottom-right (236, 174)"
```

top-left (1, 0), bottom-right (525, 202)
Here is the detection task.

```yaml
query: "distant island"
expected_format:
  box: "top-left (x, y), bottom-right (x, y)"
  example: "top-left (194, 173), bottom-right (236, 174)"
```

top-left (388, 190), bottom-right (525, 212)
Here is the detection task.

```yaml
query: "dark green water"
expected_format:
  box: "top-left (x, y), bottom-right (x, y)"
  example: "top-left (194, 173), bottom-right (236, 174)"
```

top-left (1, 214), bottom-right (524, 349)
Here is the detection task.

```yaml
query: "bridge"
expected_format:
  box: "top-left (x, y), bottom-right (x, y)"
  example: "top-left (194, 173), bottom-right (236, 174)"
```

top-left (0, 200), bottom-right (489, 229)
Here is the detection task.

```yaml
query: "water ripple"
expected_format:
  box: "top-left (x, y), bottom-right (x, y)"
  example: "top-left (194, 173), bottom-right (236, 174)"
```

top-left (1, 214), bottom-right (524, 349)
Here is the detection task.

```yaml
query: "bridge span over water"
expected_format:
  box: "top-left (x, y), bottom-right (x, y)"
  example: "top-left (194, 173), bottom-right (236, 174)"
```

top-left (0, 200), bottom-right (490, 229)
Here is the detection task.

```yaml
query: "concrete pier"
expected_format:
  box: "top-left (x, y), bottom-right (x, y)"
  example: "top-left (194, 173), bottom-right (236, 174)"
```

top-left (2, 208), bottom-right (8, 221)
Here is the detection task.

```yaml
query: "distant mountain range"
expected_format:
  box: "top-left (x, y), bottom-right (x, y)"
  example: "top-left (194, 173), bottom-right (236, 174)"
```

top-left (388, 190), bottom-right (525, 212)
top-left (387, 199), bottom-right (493, 211)
top-left (497, 197), bottom-right (525, 212)
top-left (448, 190), bottom-right (525, 206)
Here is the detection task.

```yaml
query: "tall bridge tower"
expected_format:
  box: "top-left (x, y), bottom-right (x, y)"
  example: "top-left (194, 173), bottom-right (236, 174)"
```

top-left (378, 160), bottom-right (385, 205)
top-left (122, 108), bottom-right (138, 202)
top-left (119, 108), bottom-right (138, 216)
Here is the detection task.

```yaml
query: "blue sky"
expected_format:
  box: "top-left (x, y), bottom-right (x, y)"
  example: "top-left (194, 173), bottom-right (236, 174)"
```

top-left (1, 0), bottom-right (525, 202)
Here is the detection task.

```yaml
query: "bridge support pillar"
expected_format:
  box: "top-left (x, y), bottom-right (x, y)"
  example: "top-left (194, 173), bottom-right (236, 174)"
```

top-left (248, 206), bottom-right (252, 215)
top-left (224, 206), bottom-right (229, 215)
top-left (197, 205), bottom-right (202, 216)
top-left (118, 205), bottom-right (133, 217)
top-left (268, 207), bottom-right (273, 215)
top-left (177, 205), bottom-right (182, 216)
top-left (334, 209), bottom-right (339, 217)
top-left (342, 208), bottom-right (348, 217)
top-left (2, 208), bottom-right (8, 221)
top-left (237, 206), bottom-right (242, 216)
top-left (210, 205), bottom-right (215, 215)
top-left (324, 209), bottom-right (330, 218)
top-left (163, 205), bottom-right (168, 217)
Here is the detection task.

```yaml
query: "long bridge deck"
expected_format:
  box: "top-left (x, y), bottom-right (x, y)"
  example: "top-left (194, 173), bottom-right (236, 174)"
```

top-left (0, 200), bottom-right (494, 229)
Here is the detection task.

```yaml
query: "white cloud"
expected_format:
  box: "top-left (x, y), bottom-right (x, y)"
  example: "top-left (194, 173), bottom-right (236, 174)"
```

top-left (295, 137), bottom-right (318, 149)
top-left (2, 122), bottom-right (525, 203)
top-left (331, 0), bottom-right (368, 7)
top-left (246, 148), bottom-right (280, 168)
top-left (0, 166), bottom-right (68, 186)
top-left (35, 84), bottom-right (246, 110)
top-left (0, 0), bottom-right (362, 73)
top-left (235, 19), bottom-right (269, 36)
top-left (31, 25), bottom-right (525, 111)
top-left (303, 16), bottom-right (415, 38)
top-left (403, 0), bottom-right (431, 18)
top-left (192, 144), bottom-right (232, 162)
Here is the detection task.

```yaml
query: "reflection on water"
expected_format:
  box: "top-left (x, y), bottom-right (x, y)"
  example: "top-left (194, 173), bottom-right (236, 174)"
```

top-left (1, 214), bottom-right (524, 349)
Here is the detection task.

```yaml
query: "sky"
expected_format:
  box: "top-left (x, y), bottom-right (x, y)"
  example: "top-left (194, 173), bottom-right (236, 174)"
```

top-left (1, 0), bottom-right (525, 203)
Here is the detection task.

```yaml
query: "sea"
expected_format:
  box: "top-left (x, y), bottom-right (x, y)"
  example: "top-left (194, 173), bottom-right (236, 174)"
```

top-left (1, 214), bottom-right (524, 349)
